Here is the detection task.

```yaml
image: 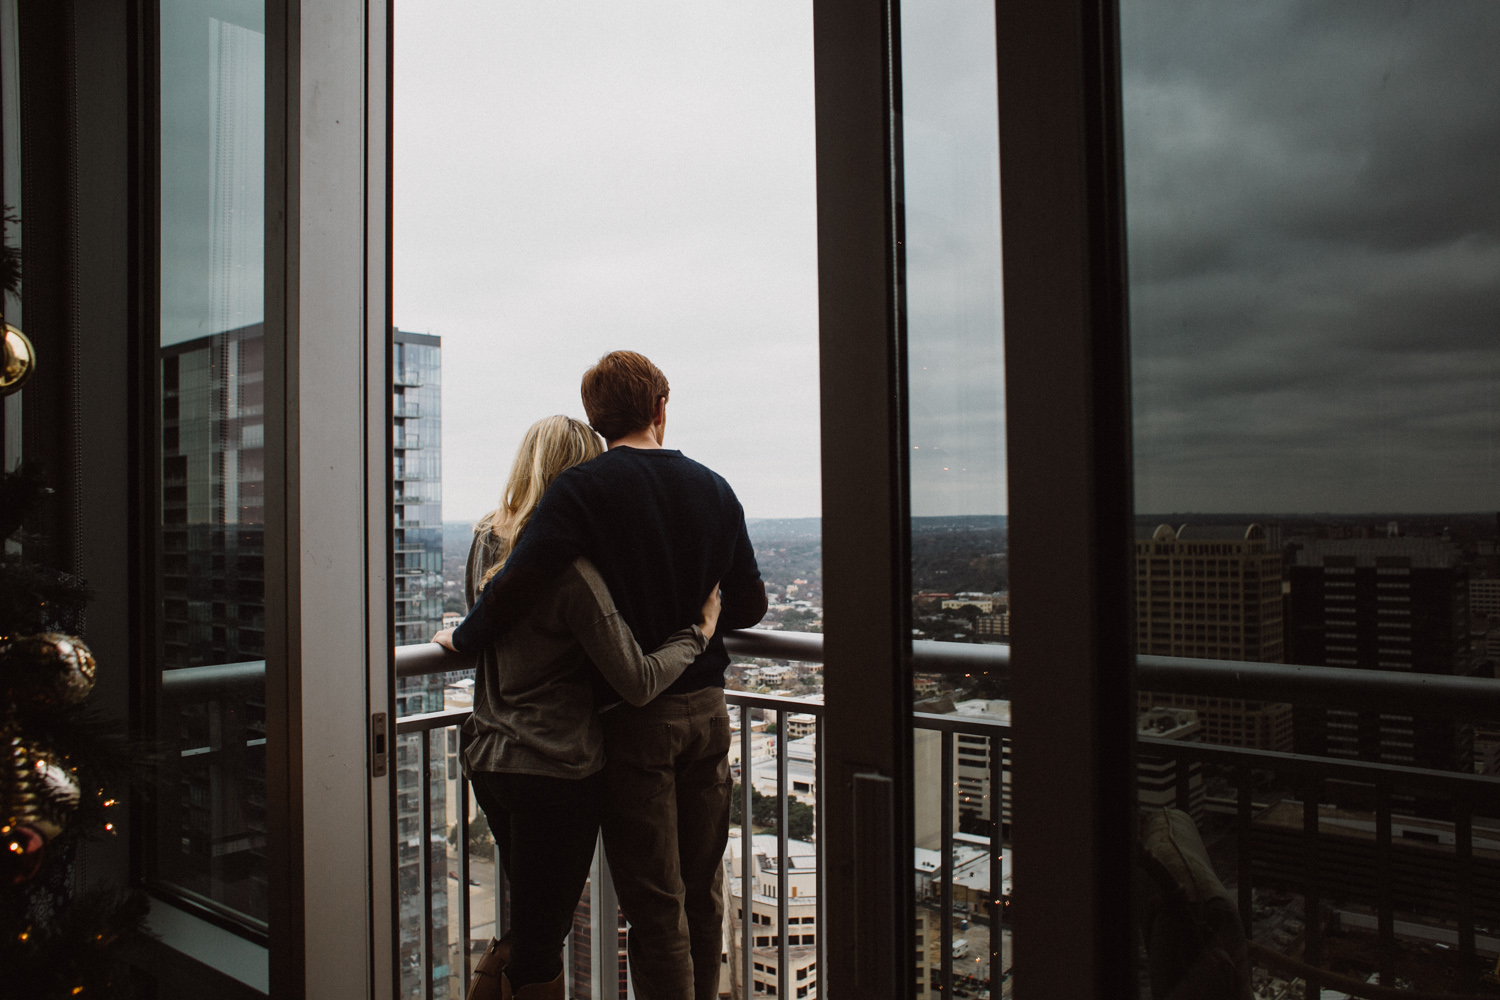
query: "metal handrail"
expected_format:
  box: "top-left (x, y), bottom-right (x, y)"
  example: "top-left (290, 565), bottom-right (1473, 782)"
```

top-left (160, 631), bottom-right (1500, 722)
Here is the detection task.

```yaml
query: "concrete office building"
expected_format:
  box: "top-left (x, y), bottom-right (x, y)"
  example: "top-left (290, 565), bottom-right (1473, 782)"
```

top-left (1136, 523), bottom-right (1293, 751)
top-left (1471, 578), bottom-right (1500, 624)
top-left (953, 699), bottom-right (1013, 835)
top-left (1136, 707), bottom-right (1205, 820)
top-left (724, 833), bottom-right (820, 998)
top-left (1287, 537), bottom-right (1474, 782)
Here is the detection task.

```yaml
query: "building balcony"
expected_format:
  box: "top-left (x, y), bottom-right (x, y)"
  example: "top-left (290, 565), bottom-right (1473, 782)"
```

top-left (393, 403), bottom-right (422, 419)
top-left (393, 434), bottom-right (421, 450)
top-left (394, 370), bottom-right (423, 388)
top-left (159, 632), bottom-right (1500, 998)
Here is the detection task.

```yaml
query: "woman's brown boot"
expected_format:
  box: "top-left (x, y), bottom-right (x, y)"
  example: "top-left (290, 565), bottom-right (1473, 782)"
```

top-left (465, 935), bottom-right (512, 1000)
top-left (499, 970), bottom-right (564, 1000)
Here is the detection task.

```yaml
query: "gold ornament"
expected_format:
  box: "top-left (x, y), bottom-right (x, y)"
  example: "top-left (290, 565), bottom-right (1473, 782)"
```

top-left (0, 633), bottom-right (97, 706)
top-left (0, 323), bottom-right (32, 396)
top-left (2, 725), bottom-right (78, 843)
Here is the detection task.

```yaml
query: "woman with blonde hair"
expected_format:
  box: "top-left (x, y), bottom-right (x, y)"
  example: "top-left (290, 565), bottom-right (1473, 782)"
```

top-left (444, 415), bottom-right (720, 1000)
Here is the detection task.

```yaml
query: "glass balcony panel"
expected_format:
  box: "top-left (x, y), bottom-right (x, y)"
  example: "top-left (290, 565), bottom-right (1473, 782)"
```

top-left (1121, 0), bottom-right (1500, 992)
top-left (152, 0), bottom-right (269, 934)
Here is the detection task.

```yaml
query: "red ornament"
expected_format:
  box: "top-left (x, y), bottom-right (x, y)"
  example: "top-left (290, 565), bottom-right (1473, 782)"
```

top-left (1, 823), bottom-right (45, 884)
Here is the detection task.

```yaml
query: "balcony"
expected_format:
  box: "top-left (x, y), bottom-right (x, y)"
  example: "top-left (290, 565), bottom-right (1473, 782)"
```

top-left (391, 634), bottom-right (1500, 998)
top-left (395, 370), bottom-right (423, 388)
top-left (158, 635), bottom-right (1500, 998)
top-left (394, 434), bottom-right (422, 451)
top-left (394, 403), bottom-right (422, 419)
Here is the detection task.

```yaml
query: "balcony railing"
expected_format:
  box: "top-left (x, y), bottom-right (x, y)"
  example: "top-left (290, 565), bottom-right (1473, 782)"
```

top-left (160, 634), bottom-right (1500, 998)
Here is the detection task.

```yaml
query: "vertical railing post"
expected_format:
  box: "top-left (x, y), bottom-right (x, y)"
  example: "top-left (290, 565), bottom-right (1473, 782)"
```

top-left (741, 712), bottom-right (753, 999)
top-left (777, 709), bottom-right (789, 999)
top-left (940, 729), bottom-right (954, 994)
top-left (1456, 792), bottom-right (1476, 988)
top-left (1174, 755), bottom-right (1191, 816)
top-left (815, 706), bottom-right (827, 997)
top-left (990, 734), bottom-right (1004, 987)
top-left (1375, 779), bottom-right (1393, 987)
top-left (1236, 767), bottom-right (1252, 935)
top-left (1302, 779), bottom-right (1321, 1000)
top-left (420, 728), bottom-right (435, 1000)
top-left (459, 768), bottom-right (472, 989)
top-left (496, 841), bottom-right (509, 942)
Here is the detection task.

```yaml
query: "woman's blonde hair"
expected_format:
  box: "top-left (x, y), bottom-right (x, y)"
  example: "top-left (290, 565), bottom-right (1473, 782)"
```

top-left (475, 415), bottom-right (604, 586)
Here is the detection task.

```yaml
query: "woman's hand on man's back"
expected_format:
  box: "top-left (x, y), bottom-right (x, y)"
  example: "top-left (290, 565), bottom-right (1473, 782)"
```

top-left (699, 583), bottom-right (722, 641)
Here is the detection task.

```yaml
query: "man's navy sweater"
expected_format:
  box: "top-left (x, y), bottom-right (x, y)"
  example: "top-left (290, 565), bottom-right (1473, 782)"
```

top-left (451, 447), bottom-right (764, 695)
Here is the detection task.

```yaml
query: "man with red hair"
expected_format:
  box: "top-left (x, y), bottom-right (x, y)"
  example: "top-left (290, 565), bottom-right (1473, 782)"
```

top-left (443, 350), bottom-right (766, 1000)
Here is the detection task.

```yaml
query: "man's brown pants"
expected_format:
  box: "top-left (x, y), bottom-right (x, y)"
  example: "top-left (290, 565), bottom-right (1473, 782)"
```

top-left (601, 686), bottom-right (732, 1000)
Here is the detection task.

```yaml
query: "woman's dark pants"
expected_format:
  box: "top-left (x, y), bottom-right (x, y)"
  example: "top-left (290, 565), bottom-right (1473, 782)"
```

top-left (470, 770), bottom-right (604, 989)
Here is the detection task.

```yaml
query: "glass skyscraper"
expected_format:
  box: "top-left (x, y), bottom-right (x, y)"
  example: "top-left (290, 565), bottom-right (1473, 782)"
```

top-left (393, 328), bottom-right (443, 652)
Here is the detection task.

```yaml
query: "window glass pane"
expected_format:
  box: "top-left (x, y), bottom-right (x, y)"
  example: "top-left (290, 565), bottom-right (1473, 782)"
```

top-left (900, 2), bottom-right (1008, 996)
top-left (1122, 1), bottom-right (1500, 992)
top-left (154, 0), bottom-right (268, 932)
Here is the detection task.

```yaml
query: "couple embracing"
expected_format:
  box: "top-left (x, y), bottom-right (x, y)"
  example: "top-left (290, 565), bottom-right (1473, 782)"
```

top-left (434, 351), bottom-right (767, 1000)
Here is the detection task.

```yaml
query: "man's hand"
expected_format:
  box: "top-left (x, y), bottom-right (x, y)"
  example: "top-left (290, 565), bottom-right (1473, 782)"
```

top-left (432, 628), bottom-right (458, 652)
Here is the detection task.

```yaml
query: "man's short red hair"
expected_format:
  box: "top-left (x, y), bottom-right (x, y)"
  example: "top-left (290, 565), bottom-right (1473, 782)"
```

top-left (580, 351), bottom-right (671, 442)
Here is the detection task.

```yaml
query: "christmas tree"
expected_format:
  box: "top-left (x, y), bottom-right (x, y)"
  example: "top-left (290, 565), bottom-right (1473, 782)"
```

top-left (0, 465), bottom-right (151, 998)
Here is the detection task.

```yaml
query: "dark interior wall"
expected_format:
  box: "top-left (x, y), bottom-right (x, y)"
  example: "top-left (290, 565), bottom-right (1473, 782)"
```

top-left (15, 0), bottom-right (80, 572)
top-left (70, 0), bottom-right (134, 896)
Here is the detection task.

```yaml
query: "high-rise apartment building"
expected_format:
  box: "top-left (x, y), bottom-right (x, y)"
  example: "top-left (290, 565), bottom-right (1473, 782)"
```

top-left (393, 329), bottom-right (444, 651)
top-left (1135, 523), bottom-right (1293, 751)
top-left (1287, 537), bottom-right (1474, 778)
top-left (389, 329), bottom-right (450, 998)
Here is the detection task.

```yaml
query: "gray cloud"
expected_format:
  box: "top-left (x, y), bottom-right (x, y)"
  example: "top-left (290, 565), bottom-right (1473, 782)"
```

top-left (901, 1), bottom-right (1007, 516)
top-left (1123, 0), bottom-right (1500, 513)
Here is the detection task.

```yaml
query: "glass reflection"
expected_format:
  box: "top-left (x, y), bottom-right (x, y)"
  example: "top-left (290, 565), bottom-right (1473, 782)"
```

top-left (900, 1), bottom-right (1008, 996)
top-left (153, 0), bottom-right (268, 930)
top-left (1123, 0), bottom-right (1500, 993)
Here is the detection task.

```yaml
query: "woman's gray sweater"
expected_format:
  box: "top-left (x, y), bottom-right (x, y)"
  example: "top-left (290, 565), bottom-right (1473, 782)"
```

top-left (460, 529), bottom-right (706, 779)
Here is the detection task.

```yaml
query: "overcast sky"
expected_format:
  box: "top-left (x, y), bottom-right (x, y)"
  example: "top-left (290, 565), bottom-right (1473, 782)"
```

top-left (395, 3), bottom-right (820, 522)
top-left (1123, 0), bottom-right (1500, 514)
top-left (394, 1), bottom-right (1494, 524)
top-left (394, 1), bottom-right (1007, 523)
